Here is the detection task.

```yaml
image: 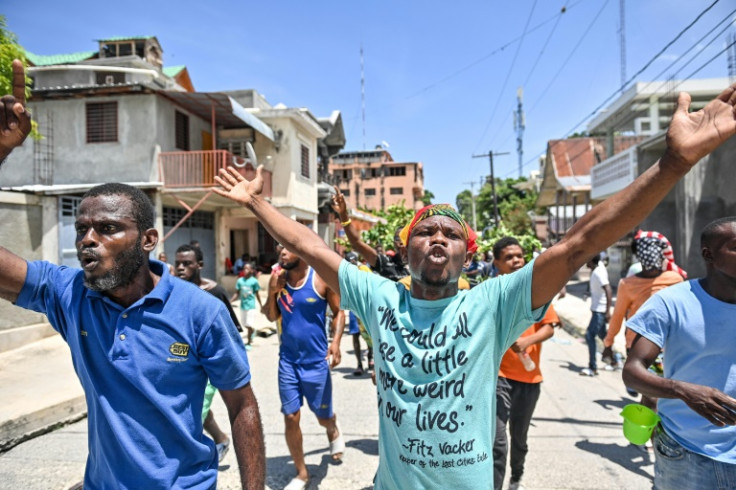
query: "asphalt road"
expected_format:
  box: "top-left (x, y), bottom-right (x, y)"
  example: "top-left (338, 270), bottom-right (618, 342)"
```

top-left (0, 325), bottom-right (654, 489)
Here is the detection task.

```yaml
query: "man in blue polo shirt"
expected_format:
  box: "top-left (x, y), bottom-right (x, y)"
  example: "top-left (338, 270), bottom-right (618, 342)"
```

top-left (0, 60), bottom-right (265, 489)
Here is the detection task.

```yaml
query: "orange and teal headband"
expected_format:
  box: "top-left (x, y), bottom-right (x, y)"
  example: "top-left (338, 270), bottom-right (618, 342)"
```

top-left (399, 204), bottom-right (478, 253)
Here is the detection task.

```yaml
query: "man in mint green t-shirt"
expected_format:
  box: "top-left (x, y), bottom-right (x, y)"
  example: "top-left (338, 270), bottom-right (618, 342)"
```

top-left (212, 84), bottom-right (736, 488)
top-left (231, 263), bottom-right (263, 348)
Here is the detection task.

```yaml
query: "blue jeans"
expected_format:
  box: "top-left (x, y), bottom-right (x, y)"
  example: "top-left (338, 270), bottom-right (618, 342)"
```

top-left (584, 311), bottom-right (607, 371)
top-left (654, 425), bottom-right (736, 490)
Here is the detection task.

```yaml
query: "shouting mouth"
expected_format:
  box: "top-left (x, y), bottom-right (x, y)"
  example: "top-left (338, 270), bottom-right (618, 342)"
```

top-left (78, 252), bottom-right (100, 271)
top-left (427, 247), bottom-right (448, 265)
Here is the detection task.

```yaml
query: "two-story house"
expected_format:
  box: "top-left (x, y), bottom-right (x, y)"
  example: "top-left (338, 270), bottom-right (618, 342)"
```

top-left (0, 36), bottom-right (345, 349)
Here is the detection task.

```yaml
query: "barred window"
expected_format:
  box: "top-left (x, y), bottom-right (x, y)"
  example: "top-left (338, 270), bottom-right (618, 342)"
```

top-left (388, 166), bottom-right (406, 176)
top-left (365, 188), bottom-right (376, 196)
top-left (175, 111), bottom-right (189, 150)
top-left (162, 207), bottom-right (214, 229)
top-left (390, 187), bottom-right (403, 195)
top-left (300, 144), bottom-right (310, 179)
top-left (86, 102), bottom-right (118, 143)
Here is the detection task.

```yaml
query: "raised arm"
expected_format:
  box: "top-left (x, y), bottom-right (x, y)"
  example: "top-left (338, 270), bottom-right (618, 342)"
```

top-left (331, 186), bottom-right (379, 267)
top-left (532, 83), bottom-right (736, 309)
top-left (214, 167), bottom-right (342, 293)
top-left (0, 60), bottom-right (33, 302)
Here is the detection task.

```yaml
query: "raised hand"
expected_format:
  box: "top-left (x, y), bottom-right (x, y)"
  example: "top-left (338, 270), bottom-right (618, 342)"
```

top-left (213, 166), bottom-right (264, 207)
top-left (330, 185), bottom-right (349, 221)
top-left (0, 60), bottom-right (32, 158)
top-left (665, 83), bottom-right (736, 168)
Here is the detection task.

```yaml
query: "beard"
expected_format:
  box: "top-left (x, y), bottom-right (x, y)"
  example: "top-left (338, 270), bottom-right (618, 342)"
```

top-left (280, 259), bottom-right (300, 270)
top-left (82, 237), bottom-right (146, 292)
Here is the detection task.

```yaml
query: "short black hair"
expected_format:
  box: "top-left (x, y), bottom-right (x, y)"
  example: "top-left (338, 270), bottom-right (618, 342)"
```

top-left (493, 236), bottom-right (521, 259)
top-left (589, 254), bottom-right (601, 266)
top-left (176, 243), bottom-right (203, 263)
top-left (701, 216), bottom-right (736, 250)
top-left (82, 183), bottom-right (154, 233)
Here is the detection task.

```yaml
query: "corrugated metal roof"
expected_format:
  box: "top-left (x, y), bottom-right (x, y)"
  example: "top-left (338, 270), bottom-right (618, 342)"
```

top-left (25, 50), bottom-right (97, 66)
top-left (163, 65), bottom-right (185, 77)
top-left (159, 91), bottom-right (274, 141)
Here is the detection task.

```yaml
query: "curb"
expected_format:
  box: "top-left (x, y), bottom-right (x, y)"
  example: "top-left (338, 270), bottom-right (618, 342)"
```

top-left (0, 396), bottom-right (87, 452)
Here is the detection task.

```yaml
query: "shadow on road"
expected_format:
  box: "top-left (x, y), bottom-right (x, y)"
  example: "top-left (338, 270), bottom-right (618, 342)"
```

top-left (575, 439), bottom-right (654, 481)
top-left (346, 437), bottom-right (378, 456)
top-left (533, 416), bottom-right (622, 427)
top-left (594, 398), bottom-right (636, 411)
top-left (266, 453), bottom-right (341, 489)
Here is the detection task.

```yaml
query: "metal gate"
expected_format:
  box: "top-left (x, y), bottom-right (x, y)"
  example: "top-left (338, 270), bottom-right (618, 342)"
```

top-left (59, 196), bottom-right (83, 267)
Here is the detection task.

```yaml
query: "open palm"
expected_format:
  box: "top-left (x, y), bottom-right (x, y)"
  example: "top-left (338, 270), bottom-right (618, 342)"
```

top-left (666, 84), bottom-right (736, 167)
top-left (213, 166), bottom-right (264, 206)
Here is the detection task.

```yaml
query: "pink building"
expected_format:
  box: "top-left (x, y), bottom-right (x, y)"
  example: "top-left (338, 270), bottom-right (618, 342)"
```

top-left (329, 149), bottom-right (424, 212)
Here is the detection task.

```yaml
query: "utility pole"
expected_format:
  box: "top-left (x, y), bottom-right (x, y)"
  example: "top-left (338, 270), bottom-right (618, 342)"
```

top-left (513, 87), bottom-right (525, 178)
top-left (462, 180), bottom-right (478, 230)
top-left (472, 150), bottom-right (509, 228)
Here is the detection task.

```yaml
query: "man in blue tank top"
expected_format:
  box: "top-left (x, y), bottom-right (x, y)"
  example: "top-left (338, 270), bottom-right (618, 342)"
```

top-left (264, 247), bottom-right (345, 490)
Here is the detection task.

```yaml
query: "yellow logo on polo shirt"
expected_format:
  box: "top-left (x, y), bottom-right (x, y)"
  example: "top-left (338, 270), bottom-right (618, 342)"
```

top-left (306, 298), bottom-right (317, 303)
top-left (169, 342), bottom-right (190, 357)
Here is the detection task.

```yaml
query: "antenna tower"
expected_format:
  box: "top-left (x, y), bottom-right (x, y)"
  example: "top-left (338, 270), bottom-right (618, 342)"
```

top-left (361, 43), bottom-right (366, 150)
top-left (513, 87), bottom-right (525, 178)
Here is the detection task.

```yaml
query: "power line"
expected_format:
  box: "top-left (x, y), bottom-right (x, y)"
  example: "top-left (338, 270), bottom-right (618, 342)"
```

top-left (474, 0), bottom-right (539, 153)
top-left (404, 0), bottom-right (584, 101)
top-left (499, 37), bottom-right (735, 180)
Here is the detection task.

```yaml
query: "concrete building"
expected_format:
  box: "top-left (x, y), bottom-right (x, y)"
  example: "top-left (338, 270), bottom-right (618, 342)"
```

top-left (0, 36), bottom-right (344, 350)
top-left (328, 148), bottom-right (425, 212)
top-left (588, 77), bottom-right (734, 279)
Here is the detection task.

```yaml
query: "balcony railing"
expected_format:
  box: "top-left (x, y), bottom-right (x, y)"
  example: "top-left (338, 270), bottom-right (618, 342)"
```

top-left (590, 147), bottom-right (637, 200)
top-left (158, 150), bottom-right (271, 197)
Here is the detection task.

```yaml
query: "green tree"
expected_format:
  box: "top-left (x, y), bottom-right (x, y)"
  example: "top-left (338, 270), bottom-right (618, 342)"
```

top-left (0, 16), bottom-right (40, 140)
top-left (337, 202), bottom-right (416, 252)
top-left (421, 189), bottom-right (435, 206)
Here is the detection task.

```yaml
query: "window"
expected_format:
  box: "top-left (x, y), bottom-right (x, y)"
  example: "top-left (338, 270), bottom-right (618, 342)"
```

top-left (341, 169), bottom-right (352, 180)
top-left (390, 187), bottom-right (403, 195)
top-left (86, 102), bottom-right (118, 143)
top-left (175, 111), bottom-right (189, 150)
top-left (300, 144), bottom-right (310, 178)
top-left (365, 188), bottom-right (376, 196)
top-left (162, 207), bottom-right (214, 229)
top-left (341, 188), bottom-right (350, 197)
top-left (388, 166), bottom-right (406, 176)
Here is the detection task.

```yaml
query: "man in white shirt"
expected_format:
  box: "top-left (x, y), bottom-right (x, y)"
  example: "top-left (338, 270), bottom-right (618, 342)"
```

top-left (581, 253), bottom-right (612, 376)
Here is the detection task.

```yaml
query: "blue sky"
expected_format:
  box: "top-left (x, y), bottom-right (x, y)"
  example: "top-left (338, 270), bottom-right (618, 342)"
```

top-left (5, 1), bottom-right (735, 205)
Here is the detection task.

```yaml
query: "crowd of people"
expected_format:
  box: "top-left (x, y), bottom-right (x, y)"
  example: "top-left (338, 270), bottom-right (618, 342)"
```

top-left (1, 58), bottom-right (736, 489)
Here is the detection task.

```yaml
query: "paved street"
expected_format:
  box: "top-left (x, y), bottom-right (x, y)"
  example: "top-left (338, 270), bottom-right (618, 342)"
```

top-left (0, 317), bottom-right (653, 489)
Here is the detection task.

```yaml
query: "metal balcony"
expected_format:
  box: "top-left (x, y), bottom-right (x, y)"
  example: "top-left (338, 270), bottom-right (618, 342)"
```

top-left (158, 150), bottom-right (271, 197)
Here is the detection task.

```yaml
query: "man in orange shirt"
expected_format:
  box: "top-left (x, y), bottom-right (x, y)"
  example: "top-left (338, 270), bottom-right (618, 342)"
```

top-left (491, 237), bottom-right (560, 490)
